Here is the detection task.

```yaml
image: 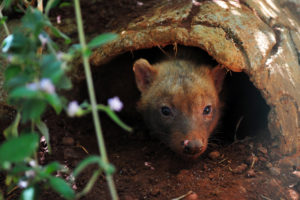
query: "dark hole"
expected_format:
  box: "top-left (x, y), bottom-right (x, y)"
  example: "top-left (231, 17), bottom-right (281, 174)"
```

top-left (88, 45), bottom-right (271, 144)
top-left (219, 71), bottom-right (271, 142)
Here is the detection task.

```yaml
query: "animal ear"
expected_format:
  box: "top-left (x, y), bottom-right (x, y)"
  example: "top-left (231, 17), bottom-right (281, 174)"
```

top-left (133, 58), bottom-right (157, 92)
top-left (211, 65), bottom-right (227, 93)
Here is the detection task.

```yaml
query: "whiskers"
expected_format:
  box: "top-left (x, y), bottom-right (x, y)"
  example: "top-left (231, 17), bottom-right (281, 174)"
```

top-left (207, 128), bottom-right (234, 150)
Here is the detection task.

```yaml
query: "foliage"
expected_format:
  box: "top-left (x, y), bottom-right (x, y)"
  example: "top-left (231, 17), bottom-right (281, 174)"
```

top-left (0, 0), bottom-right (127, 199)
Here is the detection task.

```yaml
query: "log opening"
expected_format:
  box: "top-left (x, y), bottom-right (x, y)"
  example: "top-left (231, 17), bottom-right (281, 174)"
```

top-left (89, 0), bottom-right (300, 155)
top-left (91, 46), bottom-right (271, 146)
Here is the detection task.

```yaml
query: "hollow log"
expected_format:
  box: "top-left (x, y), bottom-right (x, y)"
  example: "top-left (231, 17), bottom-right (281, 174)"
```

top-left (90, 0), bottom-right (300, 155)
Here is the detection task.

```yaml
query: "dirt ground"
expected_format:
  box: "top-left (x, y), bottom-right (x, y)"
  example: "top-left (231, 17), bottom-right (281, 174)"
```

top-left (1, 0), bottom-right (300, 200)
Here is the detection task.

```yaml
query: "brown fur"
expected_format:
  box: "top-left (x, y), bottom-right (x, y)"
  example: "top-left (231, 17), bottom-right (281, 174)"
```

top-left (133, 58), bottom-right (225, 159)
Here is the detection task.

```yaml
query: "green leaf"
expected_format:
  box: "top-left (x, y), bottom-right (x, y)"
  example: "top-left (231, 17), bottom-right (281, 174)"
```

top-left (98, 105), bottom-right (132, 132)
top-left (20, 187), bottom-right (36, 200)
top-left (3, 0), bottom-right (14, 8)
top-left (59, 96), bottom-right (68, 108)
top-left (83, 48), bottom-right (92, 57)
top-left (4, 65), bottom-right (22, 81)
top-left (73, 156), bottom-right (115, 177)
top-left (22, 9), bottom-right (46, 36)
top-left (40, 55), bottom-right (64, 84)
top-left (0, 133), bottom-right (39, 168)
top-left (10, 164), bottom-right (31, 175)
top-left (45, 0), bottom-right (61, 16)
top-left (56, 76), bottom-right (72, 90)
top-left (59, 2), bottom-right (73, 8)
top-left (87, 33), bottom-right (118, 49)
top-left (80, 101), bottom-right (89, 109)
top-left (68, 44), bottom-right (82, 56)
top-left (10, 86), bottom-right (40, 99)
top-left (22, 99), bottom-right (46, 122)
top-left (49, 177), bottom-right (75, 200)
top-left (44, 93), bottom-right (62, 114)
top-left (3, 112), bottom-right (21, 139)
top-left (36, 121), bottom-right (51, 152)
top-left (49, 26), bottom-right (71, 44)
top-left (43, 162), bottom-right (63, 175)
top-left (0, 16), bottom-right (8, 25)
top-left (4, 74), bottom-right (31, 91)
top-left (5, 32), bottom-right (35, 54)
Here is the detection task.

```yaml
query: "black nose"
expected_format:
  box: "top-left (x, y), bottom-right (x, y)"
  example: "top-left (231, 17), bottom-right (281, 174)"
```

top-left (182, 140), bottom-right (203, 155)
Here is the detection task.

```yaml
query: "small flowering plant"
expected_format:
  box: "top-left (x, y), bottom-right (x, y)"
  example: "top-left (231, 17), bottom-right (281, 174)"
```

top-left (2, 8), bottom-right (72, 124)
top-left (66, 98), bottom-right (131, 132)
top-left (0, 6), bottom-right (77, 199)
top-left (0, 1), bottom-right (127, 200)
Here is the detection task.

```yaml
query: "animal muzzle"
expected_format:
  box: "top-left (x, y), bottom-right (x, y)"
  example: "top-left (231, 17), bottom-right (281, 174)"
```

top-left (169, 131), bottom-right (208, 159)
top-left (181, 139), bottom-right (204, 156)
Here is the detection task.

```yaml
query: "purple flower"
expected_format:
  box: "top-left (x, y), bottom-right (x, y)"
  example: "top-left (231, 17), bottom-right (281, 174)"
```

top-left (108, 96), bottom-right (123, 112)
top-left (38, 34), bottom-right (48, 48)
top-left (57, 15), bottom-right (61, 24)
top-left (25, 170), bottom-right (35, 178)
top-left (40, 78), bottom-right (55, 94)
top-left (67, 101), bottom-right (80, 117)
top-left (28, 160), bottom-right (37, 167)
top-left (137, 1), bottom-right (143, 6)
top-left (56, 51), bottom-right (65, 61)
top-left (18, 180), bottom-right (28, 188)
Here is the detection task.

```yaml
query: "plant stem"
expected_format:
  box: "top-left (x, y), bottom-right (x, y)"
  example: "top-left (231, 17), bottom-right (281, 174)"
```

top-left (76, 169), bottom-right (101, 199)
top-left (80, 105), bottom-right (132, 132)
top-left (31, 121), bottom-right (35, 132)
top-left (46, 40), bottom-right (56, 55)
top-left (73, 0), bottom-right (118, 199)
top-left (0, 2), bottom-right (10, 36)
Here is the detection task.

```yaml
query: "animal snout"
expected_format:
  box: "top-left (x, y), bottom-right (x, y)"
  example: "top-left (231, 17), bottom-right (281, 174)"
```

top-left (181, 140), bottom-right (203, 155)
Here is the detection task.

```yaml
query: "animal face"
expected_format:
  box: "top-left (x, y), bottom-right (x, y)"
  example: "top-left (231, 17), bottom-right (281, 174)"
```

top-left (133, 58), bottom-right (225, 159)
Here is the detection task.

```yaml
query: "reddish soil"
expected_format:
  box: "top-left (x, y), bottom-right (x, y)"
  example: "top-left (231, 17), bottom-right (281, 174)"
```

top-left (1, 0), bottom-right (300, 200)
top-left (37, 109), bottom-right (299, 200)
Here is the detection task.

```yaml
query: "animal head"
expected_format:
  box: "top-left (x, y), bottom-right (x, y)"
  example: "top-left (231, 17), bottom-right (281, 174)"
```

top-left (133, 58), bottom-right (226, 159)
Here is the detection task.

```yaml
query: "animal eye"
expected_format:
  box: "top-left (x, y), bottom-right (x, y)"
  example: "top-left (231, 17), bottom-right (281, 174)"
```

top-left (161, 106), bottom-right (172, 116)
top-left (203, 105), bottom-right (212, 115)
